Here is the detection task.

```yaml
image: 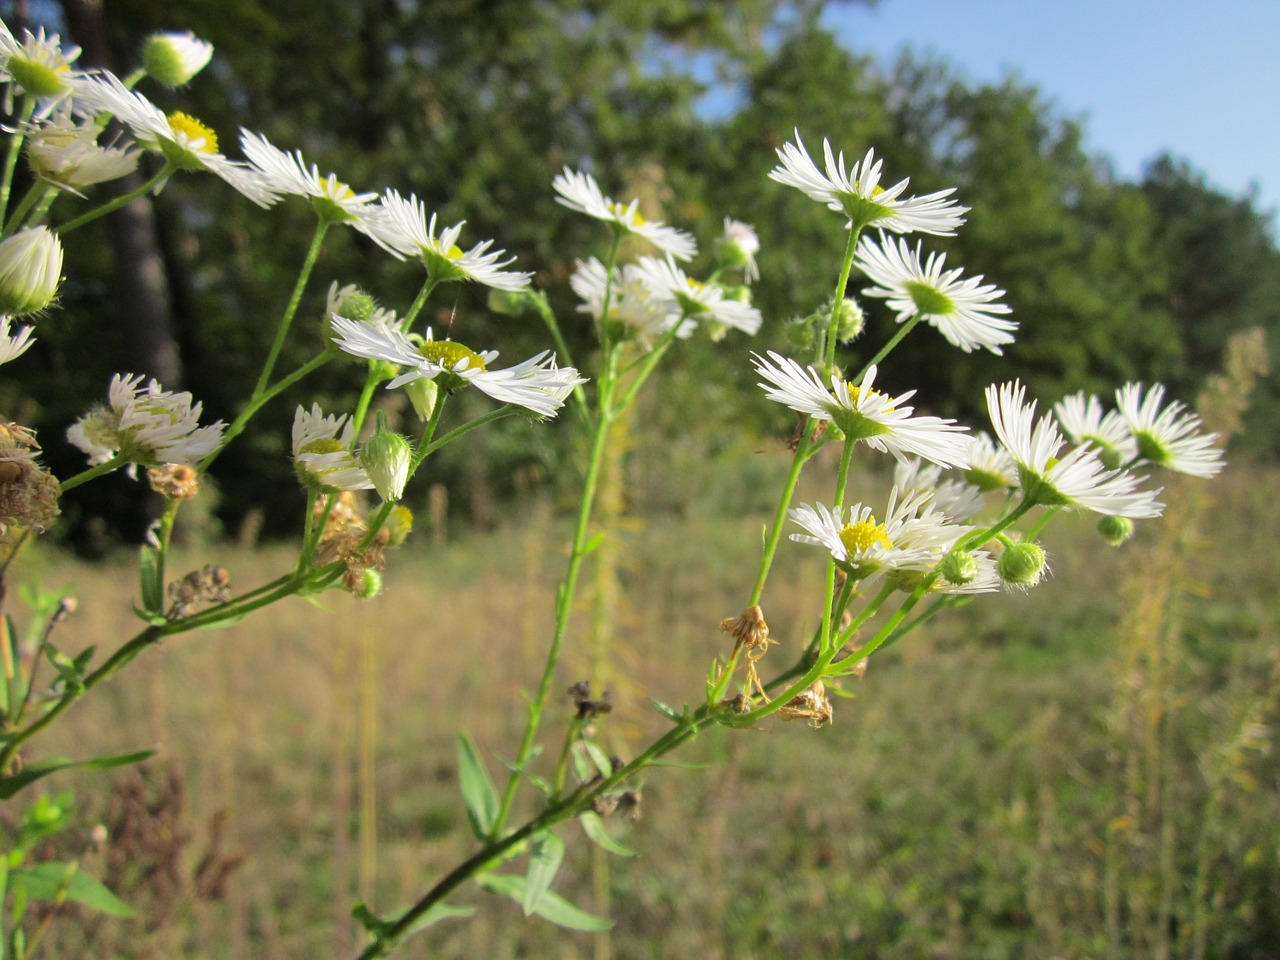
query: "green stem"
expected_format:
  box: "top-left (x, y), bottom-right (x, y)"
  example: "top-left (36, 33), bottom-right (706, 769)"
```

top-left (822, 226), bottom-right (861, 375)
top-left (527, 292), bottom-right (588, 421)
top-left (748, 424), bottom-right (814, 606)
top-left (397, 276), bottom-right (438, 334)
top-left (56, 162), bottom-right (176, 234)
top-left (3, 182), bottom-right (51, 236)
top-left (58, 454), bottom-right (129, 493)
top-left (350, 367), bottom-right (383, 438)
top-left (0, 98), bottom-right (35, 225)
top-left (854, 313), bottom-right (924, 383)
top-left (415, 406), bottom-right (512, 466)
top-left (253, 221), bottom-right (331, 397)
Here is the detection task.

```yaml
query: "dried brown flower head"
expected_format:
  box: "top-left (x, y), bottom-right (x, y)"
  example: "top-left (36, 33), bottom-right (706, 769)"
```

top-left (777, 680), bottom-right (833, 729)
top-left (147, 463), bottom-right (201, 500)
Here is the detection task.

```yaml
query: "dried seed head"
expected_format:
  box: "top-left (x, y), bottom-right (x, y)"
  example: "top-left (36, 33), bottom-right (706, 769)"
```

top-left (147, 463), bottom-right (201, 500)
top-left (569, 680), bottom-right (613, 720)
top-left (777, 680), bottom-right (833, 729)
top-left (0, 421), bottom-right (60, 533)
top-left (720, 604), bottom-right (772, 652)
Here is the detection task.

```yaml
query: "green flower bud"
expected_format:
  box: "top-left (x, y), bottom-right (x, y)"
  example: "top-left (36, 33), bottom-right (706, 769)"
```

top-left (939, 550), bottom-right (979, 586)
top-left (785, 316), bottom-right (816, 347)
top-left (1096, 515), bottom-right (1135, 546)
top-left (832, 297), bottom-right (865, 343)
top-left (997, 541), bottom-right (1048, 587)
top-left (404, 377), bottom-right (440, 422)
top-left (0, 227), bottom-right (63, 315)
top-left (142, 32), bottom-right (214, 88)
top-left (355, 568), bottom-right (383, 599)
top-left (359, 413), bottom-right (411, 502)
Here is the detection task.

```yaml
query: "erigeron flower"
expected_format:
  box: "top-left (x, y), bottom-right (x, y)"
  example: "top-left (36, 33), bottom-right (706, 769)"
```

top-left (963, 430), bottom-right (1018, 492)
top-left (717, 218), bottom-right (760, 282)
top-left (0, 226), bottom-right (62, 315)
top-left (329, 316), bottom-right (585, 419)
top-left (67, 374), bottom-right (225, 469)
top-left (569, 257), bottom-right (691, 342)
top-left (363, 190), bottom-right (531, 292)
top-left (1054, 390), bottom-right (1136, 469)
top-left (769, 132), bottom-right (967, 235)
top-left (893, 460), bottom-right (986, 523)
top-left (986, 380), bottom-right (1162, 518)
top-left (0, 316), bottom-right (34, 364)
top-left (788, 488), bottom-right (961, 582)
top-left (142, 31), bottom-right (214, 88)
top-left (239, 130), bottom-right (381, 227)
top-left (292, 404), bottom-right (374, 492)
top-left (856, 234), bottom-right (1016, 354)
top-left (1115, 382), bottom-right (1225, 478)
top-left (72, 74), bottom-right (275, 206)
top-left (635, 255), bottom-right (762, 336)
top-left (25, 107), bottom-right (138, 194)
top-left (0, 22), bottom-right (80, 103)
top-left (752, 352), bottom-right (972, 468)
top-left (552, 167), bottom-right (697, 261)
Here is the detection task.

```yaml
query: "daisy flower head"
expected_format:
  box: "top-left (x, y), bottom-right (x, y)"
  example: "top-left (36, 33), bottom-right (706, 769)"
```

top-left (636, 255), bottom-right (762, 337)
top-left (552, 167), bottom-right (697, 261)
top-left (1054, 390), bottom-right (1136, 469)
top-left (986, 380), bottom-right (1162, 518)
top-left (67, 374), bottom-right (225, 469)
top-left (0, 316), bottom-right (35, 365)
top-left (72, 74), bottom-right (275, 206)
top-left (856, 233), bottom-right (1016, 354)
top-left (963, 430), bottom-right (1018, 492)
top-left (894, 458), bottom-right (988, 524)
top-left (363, 190), bottom-right (531, 292)
top-left (769, 131), bottom-right (968, 235)
top-left (0, 22), bottom-right (80, 103)
top-left (142, 31), bottom-right (214, 88)
top-left (329, 316), bottom-right (584, 419)
top-left (569, 257), bottom-right (691, 343)
top-left (0, 226), bottom-right (62, 315)
top-left (25, 107), bottom-right (138, 195)
top-left (752, 352), bottom-right (972, 468)
top-left (239, 130), bottom-right (380, 226)
top-left (292, 403), bottom-right (373, 493)
top-left (1115, 382), bottom-right (1225, 478)
top-left (788, 488), bottom-right (958, 582)
top-left (717, 218), bottom-right (760, 282)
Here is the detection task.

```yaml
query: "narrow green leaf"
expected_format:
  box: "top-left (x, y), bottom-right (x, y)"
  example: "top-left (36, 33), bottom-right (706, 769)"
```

top-left (456, 733), bottom-right (498, 839)
top-left (479, 874), bottom-right (612, 932)
top-left (11, 863), bottom-right (134, 917)
top-left (522, 832), bottom-right (564, 915)
top-left (649, 699), bottom-right (685, 722)
top-left (139, 546), bottom-right (163, 614)
top-left (578, 812), bottom-right (635, 857)
top-left (392, 902), bottom-right (474, 936)
top-left (582, 740), bottom-right (613, 778)
top-left (0, 751), bottom-right (154, 800)
top-left (580, 532), bottom-right (606, 556)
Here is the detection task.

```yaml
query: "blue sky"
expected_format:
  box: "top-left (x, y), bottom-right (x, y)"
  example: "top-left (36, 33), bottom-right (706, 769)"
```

top-left (822, 0), bottom-right (1278, 220)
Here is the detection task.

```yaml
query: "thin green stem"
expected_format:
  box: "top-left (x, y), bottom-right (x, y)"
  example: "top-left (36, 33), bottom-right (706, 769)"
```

top-left (56, 163), bottom-right (176, 234)
top-left (854, 313), bottom-right (924, 383)
top-left (822, 227), bottom-right (862, 375)
top-left (398, 276), bottom-right (438, 334)
top-left (415, 406), bottom-right (512, 465)
top-left (3, 182), bottom-right (52, 236)
top-left (0, 98), bottom-right (35, 225)
top-left (58, 454), bottom-right (129, 493)
top-left (350, 367), bottom-right (383, 438)
top-left (748, 425), bottom-right (814, 606)
top-left (254, 221), bottom-right (331, 397)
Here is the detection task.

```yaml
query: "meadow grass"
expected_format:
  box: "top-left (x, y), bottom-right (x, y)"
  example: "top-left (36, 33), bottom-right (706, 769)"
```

top-left (17, 458), bottom-right (1280, 959)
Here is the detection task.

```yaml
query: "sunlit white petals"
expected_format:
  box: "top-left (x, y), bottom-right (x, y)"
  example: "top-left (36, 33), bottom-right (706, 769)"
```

top-left (239, 130), bottom-right (379, 225)
top-left (719, 218), bottom-right (760, 282)
top-left (769, 132), bottom-right (967, 235)
top-left (329, 316), bottom-right (583, 419)
top-left (635, 255), bottom-right (761, 335)
top-left (25, 108), bottom-right (137, 194)
top-left (856, 234), bottom-right (1015, 354)
top-left (986, 381), bottom-right (1162, 518)
top-left (894, 460), bottom-right (988, 523)
top-left (363, 190), bottom-right (530, 291)
top-left (68, 373), bottom-right (225, 468)
top-left (552, 167), bottom-right (697, 260)
top-left (963, 430), bottom-right (1018, 492)
top-left (569, 257), bottom-right (690, 341)
top-left (0, 316), bottom-right (34, 365)
top-left (0, 25), bottom-right (80, 103)
top-left (1054, 390), bottom-right (1136, 465)
top-left (72, 74), bottom-right (275, 206)
top-left (291, 403), bottom-right (373, 491)
top-left (142, 31), bottom-right (213, 87)
top-left (1115, 382), bottom-right (1225, 478)
top-left (752, 352), bottom-right (972, 468)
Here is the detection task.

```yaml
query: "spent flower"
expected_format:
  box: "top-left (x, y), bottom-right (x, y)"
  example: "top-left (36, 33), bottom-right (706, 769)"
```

top-left (67, 374), bottom-right (225, 469)
top-left (25, 107), bottom-right (138, 194)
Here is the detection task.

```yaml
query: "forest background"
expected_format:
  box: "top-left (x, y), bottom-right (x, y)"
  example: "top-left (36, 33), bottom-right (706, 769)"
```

top-left (1, 0), bottom-right (1278, 958)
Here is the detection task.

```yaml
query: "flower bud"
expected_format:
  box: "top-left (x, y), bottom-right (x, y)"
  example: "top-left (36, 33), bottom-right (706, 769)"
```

top-left (832, 297), bottom-right (865, 342)
top-left (354, 567), bottom-right (383, 599)
top-left (997, 541), bottom-right (1048, 587)
top-left (785, 316), bottom-right (816, 347)
top-left (0, 227), bottom-right (63, 315)
top-left (359, 413), bottom-right (411, 502)
top-left (142, 32), bottom-right (214, 87)
top-left (1096, 515), bottom-right (1135, 547)
top-left (404, 377), bottom-right (440, 422)
top-left (939, 549), bottom-right (979, 586)
top-left (384, 505), bottom-right (414, 546)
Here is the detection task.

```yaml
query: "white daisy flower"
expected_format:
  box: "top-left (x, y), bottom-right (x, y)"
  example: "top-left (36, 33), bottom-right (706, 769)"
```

top-left (67, 373), bottom-right (225, 468)
top-left (569, 257), bottom-right (691, 342)
top-left (71, 74), bottom-right (275, 206)
top-left (1053, 390), bottom-right (1136, 468)
top-left (635, 255), bottom-right (762, 336)
top-left (856, 233), bottom-right (1016, 354)
top-left (362, 190), bottom-right (531, 292)
top-left (986, 380), bottom-right (1162, 518)
top-left (752, 351), bottom-right (972, 468)
top-left (963, 430), bottom-right (1018, 492)
top-left (894, 460), bottom-right (988, 524)
top-left (239, 130), bottom-right (380, 227)
top-left (1115, 382), bottom-right (1225, 478)
top-left (0, 226), bottom-right (62, 315)
top-left (769, 132), bottom-right (967, 235)
top-left (25, 107), bottom-right (138, 194)
top-left (292, 403), bottom-right (373, 492)
top-left (329, 316), bottom-right (584, 419)
top-left (0, 23), bottom-right (81, 104)
top-left (142, 31), bottom-right (214, 88)
top-left (552, 167), bottom-right (697, 261)
top-left (788, 488), bottom-right (959, 582)
top-left (718, 218), bottom-right (760, 282)
top-left (0, 316), bottom-right (34, 365)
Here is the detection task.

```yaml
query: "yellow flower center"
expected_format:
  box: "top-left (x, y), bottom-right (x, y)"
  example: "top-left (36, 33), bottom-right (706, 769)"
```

top-left (609, 201), bottom-right (645, 225)
top-left (445, 243), bottom-right (465, 260)
top-left (166, 112), bottom-right (218, 154)
top-left (839, 517), bottom-right (892, 557)
top-left (418, 340), bottom-right (486, 372)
